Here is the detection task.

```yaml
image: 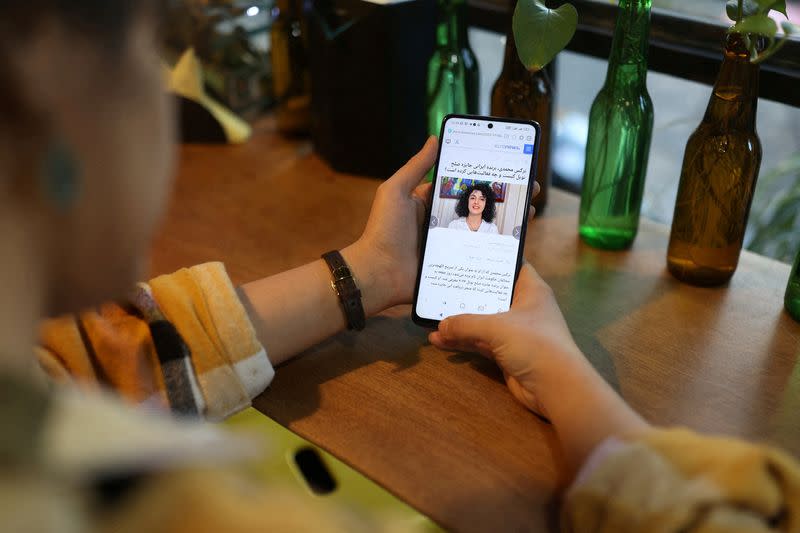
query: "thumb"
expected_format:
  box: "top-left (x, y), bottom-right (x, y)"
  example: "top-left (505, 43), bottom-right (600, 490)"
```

top-left (431, 313), bottom-right (498, 352)
top-left (389, 136), bottom-right (438, 193)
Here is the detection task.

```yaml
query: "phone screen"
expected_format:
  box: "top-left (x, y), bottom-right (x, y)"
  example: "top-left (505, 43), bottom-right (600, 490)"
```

top-left (413, 115), bottom-right (539, 326)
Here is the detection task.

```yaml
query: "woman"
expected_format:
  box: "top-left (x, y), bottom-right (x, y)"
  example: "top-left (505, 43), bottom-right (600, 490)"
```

top-left (0, 1), bottom-right (437, 530)
top-left (447, 182), bottom-right (499, 234)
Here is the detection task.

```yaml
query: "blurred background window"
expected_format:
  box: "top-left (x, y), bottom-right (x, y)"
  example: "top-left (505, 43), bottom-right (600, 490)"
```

top-left (469, 0), bottom-right (800, 262)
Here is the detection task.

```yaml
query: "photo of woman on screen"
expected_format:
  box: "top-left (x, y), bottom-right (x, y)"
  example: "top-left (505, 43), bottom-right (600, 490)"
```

top-left (448, 183), bottom-right (499, 234)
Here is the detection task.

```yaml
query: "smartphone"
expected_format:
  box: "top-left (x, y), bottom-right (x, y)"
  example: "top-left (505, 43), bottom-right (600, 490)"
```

top-left (412, 114), bottom-right (540, 328)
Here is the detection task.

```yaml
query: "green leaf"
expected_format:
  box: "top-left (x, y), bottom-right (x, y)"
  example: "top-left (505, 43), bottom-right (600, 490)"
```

top-left (725, 0), bottom-right (737, 21)
top-left (772, 0), bottom-right (788, 16)
top-left (755, 0), bottom-right (788, 16)
top-left (727, 0), bottom-right (762, 21)
top-left (730, 13), bottom-right (778, 37)
top-left (513, 0), bottom-right (578, 71)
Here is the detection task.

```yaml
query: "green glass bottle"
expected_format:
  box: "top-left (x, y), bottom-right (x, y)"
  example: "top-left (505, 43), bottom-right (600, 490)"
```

top-left (785, 248), bottom-right (800, 322)
top-left (578, 0), bottom-right (654, 250)
top-left (426, 0), bottom-right (480, 139)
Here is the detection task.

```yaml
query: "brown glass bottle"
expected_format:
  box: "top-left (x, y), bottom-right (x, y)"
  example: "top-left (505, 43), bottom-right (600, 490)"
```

top-left (490, 9), bottom-right (553, 212)
top-left (270, 0), bottom-right (311, 135)
top-left (667, 34), bottom-right (761, 286)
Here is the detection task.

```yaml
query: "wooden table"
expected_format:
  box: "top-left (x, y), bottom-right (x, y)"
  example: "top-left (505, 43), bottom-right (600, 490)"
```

top-left (151, 117), bottom-right (800, 532)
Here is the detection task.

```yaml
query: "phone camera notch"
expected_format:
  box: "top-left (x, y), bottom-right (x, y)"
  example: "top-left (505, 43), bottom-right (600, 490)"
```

top-left (488, 123), bottom-right (493, 129)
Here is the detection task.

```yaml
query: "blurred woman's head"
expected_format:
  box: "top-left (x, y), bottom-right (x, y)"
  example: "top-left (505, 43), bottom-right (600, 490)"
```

top-left (0, 1), bottom-right (174, 315)
top-left (455, 183), bottom-right (496, 223)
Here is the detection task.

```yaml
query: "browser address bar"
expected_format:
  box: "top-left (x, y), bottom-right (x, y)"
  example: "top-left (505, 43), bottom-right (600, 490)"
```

top-left (451, 129), bottom-right (504, 138)
top-left (444, 138), bottom-right (525, 154)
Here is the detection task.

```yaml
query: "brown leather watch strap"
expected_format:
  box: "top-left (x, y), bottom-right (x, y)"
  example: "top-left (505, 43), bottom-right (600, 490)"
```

top-left (322, 250), bottom-right (366, 331)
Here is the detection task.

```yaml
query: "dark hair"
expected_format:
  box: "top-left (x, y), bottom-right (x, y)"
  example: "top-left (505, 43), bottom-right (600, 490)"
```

top-left (0, 1), bottom-right (153, 50)
top-left (455, 183), bottom-right (496, 223)
top-left (0, 1), bottom-right (155, 129)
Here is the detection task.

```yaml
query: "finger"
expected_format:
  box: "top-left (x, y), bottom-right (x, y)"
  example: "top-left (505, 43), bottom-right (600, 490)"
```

top-left (437, 313), bottom-right (496, 348)
top-left (429, 331), bottom-right (495, 359)
top-left (505, 374), bottom-right (547, 418)
top-left (527, 206), bottom-right (536, 223)
top-left (412, 182), bottom-right (433, 206)
top-left (529, 181), bottom-right (541, 206)
top-left (429, 331), bottom-right (471, 352)
top-left (512, 262), bottom-right (550, 305)
top-left (388, 136), bottom-right (438, 193)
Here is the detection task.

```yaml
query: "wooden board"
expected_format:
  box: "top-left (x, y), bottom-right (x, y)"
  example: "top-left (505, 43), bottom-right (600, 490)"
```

top-left (151, 117), bottom-right (800, 532)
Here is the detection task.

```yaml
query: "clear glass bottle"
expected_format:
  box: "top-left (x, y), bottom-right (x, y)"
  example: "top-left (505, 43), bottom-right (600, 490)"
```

top-left (667, 33), bottom-right (761, 286)
top-left (491, 2), bottom-right (553, 212)
top-left (578, 0), bottom-right (654, 250)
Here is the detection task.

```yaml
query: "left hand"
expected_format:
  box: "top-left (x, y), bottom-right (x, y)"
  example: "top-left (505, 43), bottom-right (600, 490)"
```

top-left (343, 136), bottom-right (542, 314)
top-left (342, 136), bottom-right (437, 313)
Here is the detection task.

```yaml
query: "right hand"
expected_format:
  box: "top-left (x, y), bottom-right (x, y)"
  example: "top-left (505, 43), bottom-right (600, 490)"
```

top-left (429, 263), bottom-right (588, 419)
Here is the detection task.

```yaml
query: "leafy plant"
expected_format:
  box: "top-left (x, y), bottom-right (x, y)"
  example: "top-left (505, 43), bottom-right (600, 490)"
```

top-left (725, 2), bottom-right (799, 261)
top-left (726, 0), bottom-right (798, 63)
top-left (746, 153), bottom-right (800, 262)
top-left (512, 0), bottom-right (578, 71)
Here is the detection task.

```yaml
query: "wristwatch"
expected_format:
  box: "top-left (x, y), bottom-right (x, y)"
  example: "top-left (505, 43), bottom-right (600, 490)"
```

top-left (322, 250), bottom-right (366, 331)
